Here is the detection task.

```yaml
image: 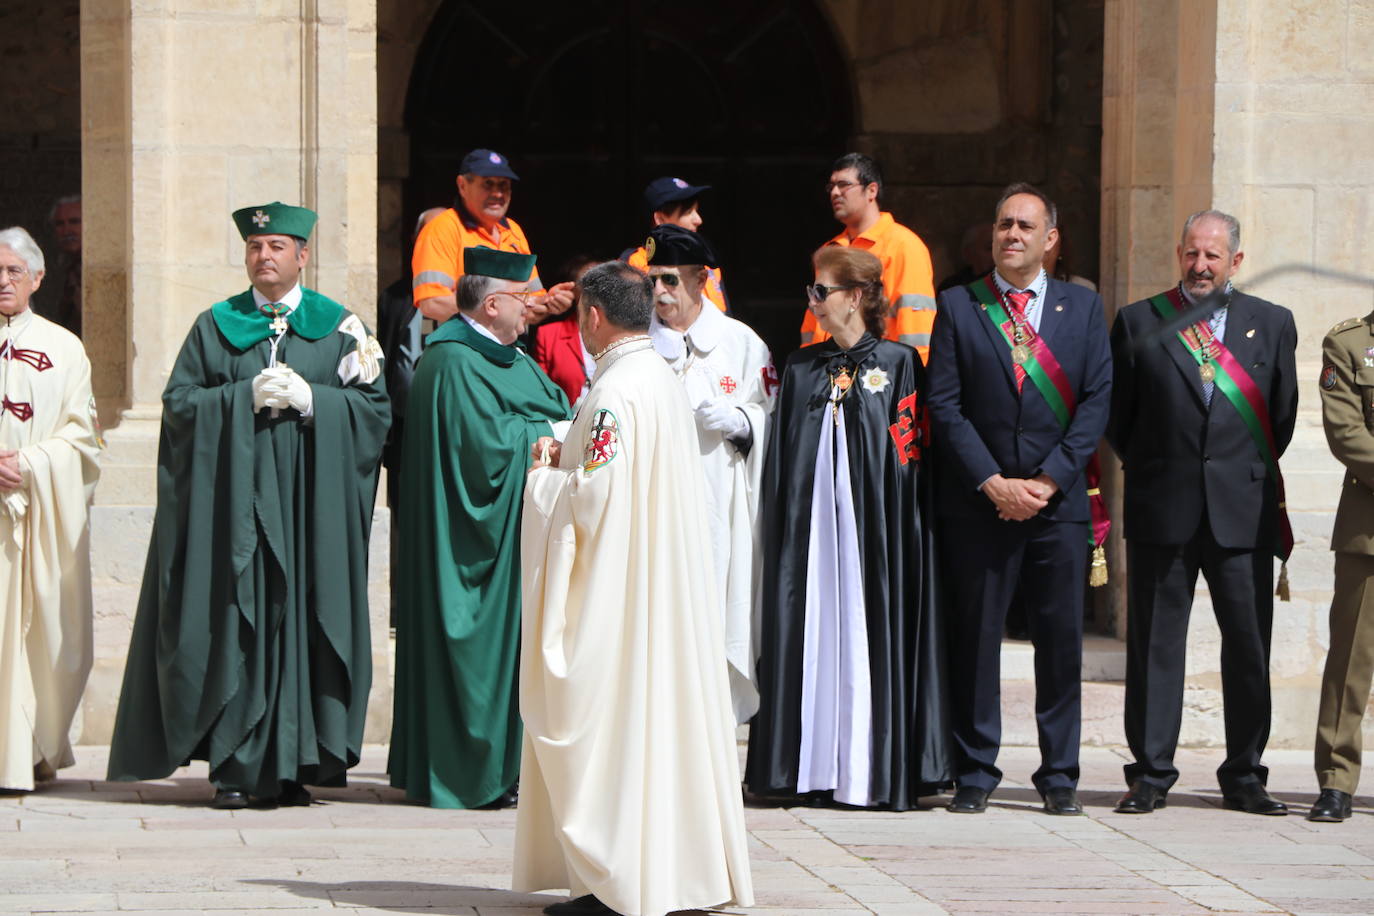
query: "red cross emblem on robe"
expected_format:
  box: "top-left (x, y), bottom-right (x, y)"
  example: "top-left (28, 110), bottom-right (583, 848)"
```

top-left (719, 375), bottom-right (737, 394)
top-left (887, 390), bottom-right (929, 465)
top-left (761, 364), bottom-right (779, 397)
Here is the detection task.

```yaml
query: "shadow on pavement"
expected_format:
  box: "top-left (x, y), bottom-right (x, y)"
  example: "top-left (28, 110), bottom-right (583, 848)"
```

top-left (244, 878), bottom-right (558, 913)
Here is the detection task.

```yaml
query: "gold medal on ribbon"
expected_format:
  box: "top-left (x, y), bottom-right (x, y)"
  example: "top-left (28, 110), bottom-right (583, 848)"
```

top-left (834, 367), bottom-right (852, 391)
top-left (1200, 362), bottom-right (1216, 383)
top-left (1011, 344), bottom-right (1031, 365)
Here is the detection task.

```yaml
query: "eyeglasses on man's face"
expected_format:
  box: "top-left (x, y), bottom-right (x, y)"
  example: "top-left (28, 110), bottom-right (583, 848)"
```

top-left (650, 272), bottom-right (681, 288)
top-left (490, 290), bottom-right (538, 306)
top-left (0, 265), bottom-right (30, 281)
top-left (824, 180), bottom-right (864, 194)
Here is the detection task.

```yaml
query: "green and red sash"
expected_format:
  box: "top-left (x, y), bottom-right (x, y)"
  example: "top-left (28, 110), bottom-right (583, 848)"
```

top-left (1149, 288), bottom-right (1293, 563)
top-left (968, 277), bottom-right (1111, 570)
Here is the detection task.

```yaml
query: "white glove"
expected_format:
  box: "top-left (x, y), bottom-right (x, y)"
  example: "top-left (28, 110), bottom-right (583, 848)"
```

top-left (263, 367), bottom-right (314, 417)
top-left (694, 397), bottom-right (750, 439)
top-left (252, 368), bottom-right (288, 413)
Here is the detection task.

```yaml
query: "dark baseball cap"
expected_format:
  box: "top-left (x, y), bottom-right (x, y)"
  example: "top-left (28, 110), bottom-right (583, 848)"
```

top-left (461, 149), bottom-right (520, 180)
top-left (644, 176), bottom-right (710, 213)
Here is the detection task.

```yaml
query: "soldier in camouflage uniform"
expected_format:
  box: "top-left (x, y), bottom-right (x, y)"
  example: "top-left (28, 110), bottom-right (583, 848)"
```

top-left (1309, 313), bottom-right (1374, 822)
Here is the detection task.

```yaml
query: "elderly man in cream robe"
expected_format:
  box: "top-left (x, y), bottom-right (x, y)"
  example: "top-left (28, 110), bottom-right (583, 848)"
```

top-left (0, 227), bottom-right (100, 792)
top-left (645, 224), bottom-right (774, 721)
top-left (516, 260), bottom-right (753, 916)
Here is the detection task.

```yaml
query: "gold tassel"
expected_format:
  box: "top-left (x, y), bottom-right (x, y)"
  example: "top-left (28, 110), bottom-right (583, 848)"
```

top-left (1276, 561), bottom-right (1290, 602)
top-left (1089, 545), bottom-right (1108, 587)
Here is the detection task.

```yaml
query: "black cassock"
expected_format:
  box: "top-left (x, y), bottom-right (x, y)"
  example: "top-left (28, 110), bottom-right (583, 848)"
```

top-left (745, 334), bottom-right (950, 810)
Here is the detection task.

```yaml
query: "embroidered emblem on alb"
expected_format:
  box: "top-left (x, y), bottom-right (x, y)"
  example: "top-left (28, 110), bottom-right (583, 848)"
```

top-left (1320, 364), bottom-right (1338, 390)
top-left (582, 408), bottom-right (619, 473)
top-left (719, 375), bottom-right (737, 394)
top-left (336, 313), bottom-right (385, 385)
top-left (0, 341), bottom-right (54, 371)
top-left (861, 366), bottom-right (890, 394)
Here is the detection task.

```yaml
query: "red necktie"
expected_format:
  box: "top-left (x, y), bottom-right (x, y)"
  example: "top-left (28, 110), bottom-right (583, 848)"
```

top-left (1006, 290), bottom-right (1033, 392)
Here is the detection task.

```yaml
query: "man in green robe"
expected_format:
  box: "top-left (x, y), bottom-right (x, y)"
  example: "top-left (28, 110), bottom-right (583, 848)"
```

top-left (388, 247), bottom-right (572, 808)
top-left (107, 202), bottom-right (390, 809)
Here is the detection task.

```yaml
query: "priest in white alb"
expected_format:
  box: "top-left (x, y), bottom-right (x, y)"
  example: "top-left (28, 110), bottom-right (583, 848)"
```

top-left (0, 226), bottom-right (101, 792)
top-left (515, 260), bottom-right (753, 916)
top-left (645, 224), bottom-right (774, 722)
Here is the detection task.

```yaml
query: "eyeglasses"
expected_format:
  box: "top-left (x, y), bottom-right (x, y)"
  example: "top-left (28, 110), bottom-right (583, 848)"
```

top-left (650, 272), bottom-right (681, 288)
top-left (491, 290), bottom-right (539, 306)
top-left (0, 265), bottom-right (29, 281)
top-left (824, 180), bottom-right (864, 194)
top-left (805, 283), bottom-right (856, 302)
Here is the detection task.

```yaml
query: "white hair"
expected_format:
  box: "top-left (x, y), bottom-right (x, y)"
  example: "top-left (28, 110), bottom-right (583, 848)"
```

top-left (0, 226), bottom-right (46, 276)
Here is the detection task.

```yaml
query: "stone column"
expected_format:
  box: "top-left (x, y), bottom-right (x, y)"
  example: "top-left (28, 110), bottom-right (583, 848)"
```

top-left (1099, 0), bottom-right (1219, 638)
top-left (78, 0), bottom-right (384, 742)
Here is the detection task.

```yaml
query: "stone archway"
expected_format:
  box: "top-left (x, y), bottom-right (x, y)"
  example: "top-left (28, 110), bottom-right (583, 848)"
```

top-left (394, 0), bottom-right (854, 358)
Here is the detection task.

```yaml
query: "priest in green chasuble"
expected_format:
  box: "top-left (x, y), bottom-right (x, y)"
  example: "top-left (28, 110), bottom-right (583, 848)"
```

top-left (388, 246), bottom-right (572, 809)
top-left (107, 203), bottom-right (390, 809)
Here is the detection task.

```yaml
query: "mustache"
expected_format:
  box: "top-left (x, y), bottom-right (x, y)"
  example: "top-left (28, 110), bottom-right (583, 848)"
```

top-left (1187, 268), bottom-right (1215, 281)
top-left (655, 294), bottom-right (677, 306)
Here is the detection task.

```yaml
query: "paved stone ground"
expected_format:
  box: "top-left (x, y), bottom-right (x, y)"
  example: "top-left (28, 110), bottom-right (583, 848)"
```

top-left (1, 745), bottom-right (1371, 916)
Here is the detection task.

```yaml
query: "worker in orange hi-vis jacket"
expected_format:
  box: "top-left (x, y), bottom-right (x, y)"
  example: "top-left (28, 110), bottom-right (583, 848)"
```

top-left (411, 148), bottom-right (575, 326)
top-left (623, 176), bottom-right (729, 313)
top-left (800, 152), bottom-right (937, 362)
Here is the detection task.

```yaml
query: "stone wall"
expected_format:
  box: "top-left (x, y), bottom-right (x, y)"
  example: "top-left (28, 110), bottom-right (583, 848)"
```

top-left (1212, 0), bottom-right (1374, 748)
top-left (1102, 0), bottom-right (1374, 749)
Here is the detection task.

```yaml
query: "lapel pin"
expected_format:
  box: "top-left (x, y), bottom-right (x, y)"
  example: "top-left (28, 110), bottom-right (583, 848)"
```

top-left (1246, 328), bottom-right (1256, 338)
top-left (1055, 304), bottom-right (1064, 312)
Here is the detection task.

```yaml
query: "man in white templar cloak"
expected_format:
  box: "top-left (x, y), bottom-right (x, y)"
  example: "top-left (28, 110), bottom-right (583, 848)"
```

top-left (0, 227), bottom-right (101, 791)
top-left (515, 260), bottom-right (753, 916)
top-left (644, 224), bottom-right (775, 722)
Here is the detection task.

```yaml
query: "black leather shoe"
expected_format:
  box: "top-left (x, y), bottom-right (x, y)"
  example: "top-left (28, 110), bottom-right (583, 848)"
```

top-left (543, 895), bottom-right (619, 915)
top-left (475, 786), bottom-right (518, 810)
top-left (1222, 782), bottom-right (1287, 816)
top-left (947, 785), bottom-right (989, 813)
top-left (1306, 788), bottom-right (1352, 822)
top-left (210, 788), bottom-right (249, 810)
top-left (1042, 786), bottom-right (1083, 815)
top-left (277, 780), bottom-right (312, 807)
top-left (1114, 781), bottom-right (1167, 814)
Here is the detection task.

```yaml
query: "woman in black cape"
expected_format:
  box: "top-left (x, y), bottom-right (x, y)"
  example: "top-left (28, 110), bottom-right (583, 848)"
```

top-left (745, 246), bottom-right (950, 810)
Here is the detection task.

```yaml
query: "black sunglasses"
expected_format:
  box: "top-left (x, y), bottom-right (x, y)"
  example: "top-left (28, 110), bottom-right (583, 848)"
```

top-left (805, 283), bottom-right (856, 302)
top-left (652, 273), bottom-right (681, 288)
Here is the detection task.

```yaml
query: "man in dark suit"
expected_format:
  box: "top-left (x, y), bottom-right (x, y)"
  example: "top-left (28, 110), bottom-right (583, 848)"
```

top-left (928, 183), bottom-right (1112, 816)
top-left (1108, 209), bottom-right (1298, 816)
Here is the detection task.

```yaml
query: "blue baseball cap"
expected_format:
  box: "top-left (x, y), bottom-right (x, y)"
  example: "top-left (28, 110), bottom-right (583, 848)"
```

top-left (644, 176), bottom-right (710, 213)
top-left (461, 149), bottom-right (520, 180)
